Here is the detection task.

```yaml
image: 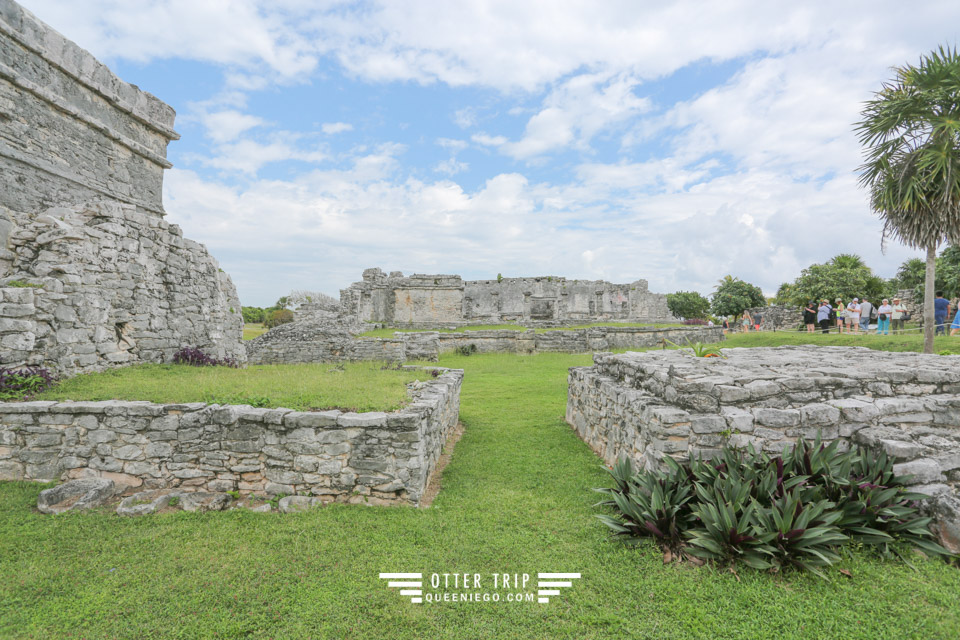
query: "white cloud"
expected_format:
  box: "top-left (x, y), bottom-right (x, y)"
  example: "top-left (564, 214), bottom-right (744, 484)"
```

top-left (21, 0), bottom-right (319, 79)
top-left (201, 110), bottom-right (267, 143)
top-left (164, 152), bottom-right (918, 306)
top-left (434, 158), bottom-right (469, 175)
top-left (436, 138), bottom-right (468, 151)
top-left (321, 122), bottom-right (354, 134)
top-left (453, 108), bottom-right (478, 128)
top-left (194, 138), bottom-right (327, 174)
top-left (471, 133), bottom-right (508, 147)
top-left (499, 72), bottom-right (649, 159)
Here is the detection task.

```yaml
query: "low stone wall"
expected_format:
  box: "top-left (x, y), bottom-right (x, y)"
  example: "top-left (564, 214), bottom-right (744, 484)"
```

top-left (566, 346), bottom-right (960, 549)
top-left (245, 321), bottom-right (404, 365)
top-left (247, 325), bottom-right (725, 364)
top-left (742, 305), bottom-right (803, 331)
top-left (0, 368), bottom-right (462, 506)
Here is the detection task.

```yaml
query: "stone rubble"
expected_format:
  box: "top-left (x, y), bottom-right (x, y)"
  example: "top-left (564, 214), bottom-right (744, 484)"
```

top-left (36, 477), bottom-right (115, 514)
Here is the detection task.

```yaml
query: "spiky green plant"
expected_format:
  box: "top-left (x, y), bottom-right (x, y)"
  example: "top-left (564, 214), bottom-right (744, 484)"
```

top-left (595, 457), bottom-right (695, 552)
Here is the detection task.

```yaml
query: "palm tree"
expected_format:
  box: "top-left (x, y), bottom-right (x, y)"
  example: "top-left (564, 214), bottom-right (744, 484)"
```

top-left (856, 46), bottom-right (960, 353)
top-left (829, 254), bottom-right (868, 270)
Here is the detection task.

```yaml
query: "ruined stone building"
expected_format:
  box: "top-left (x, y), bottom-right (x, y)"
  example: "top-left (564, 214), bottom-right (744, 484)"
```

top-left (338, 268), bottom-right (676, 327)
top-left (0, 0), bottom-right (245, 375)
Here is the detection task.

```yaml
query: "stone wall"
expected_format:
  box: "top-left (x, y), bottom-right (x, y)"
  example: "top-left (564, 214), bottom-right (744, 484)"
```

top-left (0, 0), bottom-right (245, 375)
top-left (244, 321), bottom-right (405, 365)
top-left (742, 305), bottom-right (803, 331)
top-left (566, 346), bottom-right (960, 550)
top-left (246, 325), bottom-right (725, 365)
top-left (0, 368), bottom-right (462, 506)
top-left (339, 267), bottom-right (676, 327)
top-left (0, 0), bottom-right (174, 215)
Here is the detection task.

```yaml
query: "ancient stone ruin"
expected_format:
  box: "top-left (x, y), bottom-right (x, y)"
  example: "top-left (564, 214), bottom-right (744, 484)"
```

top-left (0, 367), bottom-right (462, 506)
top-left (246, 323), bottom-right (725, 365)
top-left (566, 345), bottom-right (960, 552)
top-left (339, 267), bottom-right (676, 327)
top-left (0, 0), bottom-right (245, 376)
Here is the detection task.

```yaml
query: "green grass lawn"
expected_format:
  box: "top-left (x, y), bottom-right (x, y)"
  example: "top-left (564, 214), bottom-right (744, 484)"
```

top-left (1, 348), bottom-right (958, 638)
top-left (360, 321), bottom-right (684, 338)
top-left (243, 323), bottom-right (268, 340)
top-left (33, 362), bottom-right (423, 412)
top-left (722, 329), bottom-right (960, 353)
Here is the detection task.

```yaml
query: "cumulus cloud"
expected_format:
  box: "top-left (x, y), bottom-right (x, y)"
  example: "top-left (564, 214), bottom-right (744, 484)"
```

top-left (471, 133), bottom-right (508, 147)
top-left (321, 122), bottom-right (354, 134)
top-left (434, 158), bottom-right (469, 175)
top-left (201, 110), bottom-right (267, 144)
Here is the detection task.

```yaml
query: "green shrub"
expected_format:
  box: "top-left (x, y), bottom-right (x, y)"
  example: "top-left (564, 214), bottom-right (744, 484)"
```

top-left (264, 309), bottom-right (294, 329)
top-left (595, 435), bottom-right (953, 575)
top-left (241, 306), bottom-right (267, 323)
top-left (454, 343), bottom-right (479, 356)
top-left (666, 291), bottom-right (711, 320)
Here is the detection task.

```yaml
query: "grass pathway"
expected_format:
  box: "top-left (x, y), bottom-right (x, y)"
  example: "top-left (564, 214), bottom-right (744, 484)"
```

top-left (1, 351), bottom-right (958, 638)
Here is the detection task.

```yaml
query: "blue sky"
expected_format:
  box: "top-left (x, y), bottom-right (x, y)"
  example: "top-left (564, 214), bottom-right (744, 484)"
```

top-left (20, 0), bottom-right (960, 306)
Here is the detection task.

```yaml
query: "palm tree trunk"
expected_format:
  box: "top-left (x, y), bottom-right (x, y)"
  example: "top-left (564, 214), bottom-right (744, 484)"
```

top-left (924, 242), bottom-right (937, 354)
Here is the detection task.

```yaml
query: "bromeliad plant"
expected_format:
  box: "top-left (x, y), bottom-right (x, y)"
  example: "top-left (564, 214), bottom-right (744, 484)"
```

top-left (665, 339), bottom-right (724, 358)
top-left (172, 347), bottom-right (239, 368)
top-left (595, 434), bottom-right (954, 576)
top-left (0, 366), bottom-right (55, 401)
top-left (594, 457), bottom-right (695, 553)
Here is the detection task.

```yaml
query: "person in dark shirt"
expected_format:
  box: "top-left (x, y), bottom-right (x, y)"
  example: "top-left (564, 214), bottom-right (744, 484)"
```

top-left (803, 301), bottom-right (817, 332)
top-left (935, 291), bottom-right (950, 336)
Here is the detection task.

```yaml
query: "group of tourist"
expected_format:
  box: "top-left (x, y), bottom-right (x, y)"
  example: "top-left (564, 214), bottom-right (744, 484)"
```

top-left (803, 297), bottom-right (906, 334)
top-left (718, 292), bottom-right (960, 336)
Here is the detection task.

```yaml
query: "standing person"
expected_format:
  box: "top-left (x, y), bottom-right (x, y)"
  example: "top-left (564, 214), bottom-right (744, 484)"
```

top-left (741, 311), bottom-right (752, 332)
top-left (935, 291), bottom-right (949, 336)
top-left (891, 297), bottom-right (907, 333)
top-left (859, 298), bottom-right (874, 332)
top-left (846, 298), bottom-right (861, 334)
top-left (835, 298), bottom-right (846, 333)
top-left (951, 307), bottom-right (960, 336)
top-left (817, 299), bottom-right (832, 334)
top-left (876, 298), bottom-right (892, 335)
top-left (752, 310), bottom-right (763, 331)
top-left (803, 300), bottom-right (817, 333)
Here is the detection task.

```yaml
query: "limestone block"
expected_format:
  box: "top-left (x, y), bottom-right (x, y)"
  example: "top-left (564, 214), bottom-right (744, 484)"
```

top-left (931, 494), bottom-right (960, 554)
top-left (893, 459), bottom-right (941, 485)
top-left (752, 408), bottom-right (800, 428)
top-left (37, 478), bottom-right (115, 514)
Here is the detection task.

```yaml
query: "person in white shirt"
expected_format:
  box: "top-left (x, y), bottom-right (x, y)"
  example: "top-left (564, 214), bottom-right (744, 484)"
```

top-left (891, 298), bottom-right (908, 333)
top-left (846, 298), bottom-right (861, 334)
top-left (876, 299), bottom-right (893, 335)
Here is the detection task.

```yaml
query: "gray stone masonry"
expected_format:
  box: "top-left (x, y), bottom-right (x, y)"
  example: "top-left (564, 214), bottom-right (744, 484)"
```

top-left (246, 324), bottom-right (725, 364)
top-left (742, 305), bottom-right (803, 331)
top-left (0, 0), bottom-right (175, 215)
top-left (0, 201), bottom-right (246, 375)
top-left (0, 0), bottom-right (245, 375)
top-left (339, 267), bottom-right (676, 327)
top-left (566, 345), bottom-right (960, 550)
top-left (0, 367), bottom-right (463, 506)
